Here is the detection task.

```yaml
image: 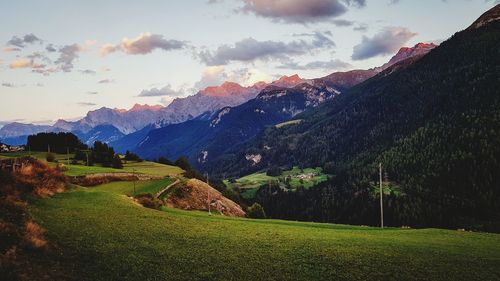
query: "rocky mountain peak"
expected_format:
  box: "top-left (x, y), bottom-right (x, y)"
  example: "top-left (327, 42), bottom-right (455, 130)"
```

top-left (386, 42), bottom-right (437, 67)
top-left (129, 104), bottom-right (164, 112)
top-left (272, 74), bottom-right (305, 88)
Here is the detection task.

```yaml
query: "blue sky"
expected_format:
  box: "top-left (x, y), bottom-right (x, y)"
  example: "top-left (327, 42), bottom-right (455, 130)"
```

top-left (0, 0), bottom-right (497, 125)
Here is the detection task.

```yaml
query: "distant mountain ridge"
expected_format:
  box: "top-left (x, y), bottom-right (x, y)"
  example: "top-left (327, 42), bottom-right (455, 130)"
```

top-left (0, 75), bottom-right (308, 142)
top-left (133, 81), bottom-right (338, 164)
top-left (0, 43), bottom-right (437, 146)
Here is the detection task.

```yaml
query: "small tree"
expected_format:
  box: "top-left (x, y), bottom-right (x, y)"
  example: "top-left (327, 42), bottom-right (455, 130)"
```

top-left (112, 155), bottom-right (123, 169)
top-left (124, 150), bottom-right (142, 162)
top-left (46, 152), bottom-right (56, 162)
top-left (157, 156), bottom-right (173, 165)
top-left (266, 166), bottom-right (282, 177)
top-left (247, 203), bottom-right (266, 219)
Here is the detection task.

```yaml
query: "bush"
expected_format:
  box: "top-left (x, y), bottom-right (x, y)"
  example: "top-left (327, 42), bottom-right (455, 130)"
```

top-left (45, 153), bottom-right (55, 162)
top-left (157, 156), bottom-right (172, 165)
top-left (134, 193), bottom-right (163, 210)
top-left (247, 203), bottom-right (266, 219)
top-left (124, 151), bottom-right (142, 162)
top-left (112, 155), bottom-right (123, 169)
top-left (174, 156), bottom-right (192, 171)
top-left (266, 166), bottom-right (282, 177)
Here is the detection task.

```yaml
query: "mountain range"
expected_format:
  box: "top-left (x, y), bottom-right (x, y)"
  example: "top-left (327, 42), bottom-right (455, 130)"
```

top-left (0, 42), bottom-right (436, 150)
top-left (0, 74), bottom-right (308, 145)
top-left (121, 42), bottom-right (436, 165)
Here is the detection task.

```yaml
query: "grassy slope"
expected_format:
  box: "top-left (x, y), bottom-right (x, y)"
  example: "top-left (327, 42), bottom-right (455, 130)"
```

top-left (29, 182), bottom-right (500, 281)
top-left (225, 166), bottom-right (330, 199)
top-left (0, 151), bottom-right (184, 177)
top-left (96, 178), bottom-right (176, 197)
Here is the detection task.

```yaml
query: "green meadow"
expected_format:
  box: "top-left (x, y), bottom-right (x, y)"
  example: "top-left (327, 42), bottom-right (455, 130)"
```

top-left (0, 151), bottom-right (183, 177)
top-left (225, 166), bottom-right (330, 199)
top-left (28, 181), bottom-right (500, 281)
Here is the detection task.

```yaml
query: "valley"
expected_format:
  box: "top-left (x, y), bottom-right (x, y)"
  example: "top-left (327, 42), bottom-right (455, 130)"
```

top-left (1, 3), bottom-right (500, 280)
top-left (1, 150), bottom-right (498, 281)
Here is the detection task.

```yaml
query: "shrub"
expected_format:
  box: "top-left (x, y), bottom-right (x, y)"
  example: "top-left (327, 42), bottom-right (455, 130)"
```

top-left (266, 166), bottom-right (282, 177)
top-left (124, 151), bottom-right (142, 162)
top-left (45, 153), bottom-right (55, 162)
top-left (112, 155), bottom-right (123, 169)
top-left (134, 193), bottom-right (163, 210)
top-left (247, 203), bottom-right (266, 219)
top-left (157, 156), bottom-right (173, 165)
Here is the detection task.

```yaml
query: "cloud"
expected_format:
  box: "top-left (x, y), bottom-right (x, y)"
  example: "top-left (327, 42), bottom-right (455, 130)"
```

top-left (239, 0), bottom-right (365, 23)
top-left (2, 82), bottom-right (16, 88)
top-left (6, 33), bottom-right (42, 48)
top-left (332, 19), bottom-right (354, 27)
top-left (352, 27), bottom-right (417, 60)
top-left (45, 44), bottom-right (57, 52)
top-left (9, 59), bottom-right (32, 69)
top-left (139, 84), bottom-right (185, 97)
top-left (55, 44), bottom-right (81, 72)
top-left (8, 44), bottom-right (82, 74)
top-left (87, 91), bottom-right (98, 95)
top-left (353, 23), bottom-right (368, 32)
top-left (278, 58), bottom-right (352, 70)
top-left (100, 43), bottom-right (117, 55)
top-left (100, 32), bottom-right (187, 55)
top-left (194, 66), bottom-right (271, 89)
top-left (77, 102), bottom-right (97, 106)
top-left (98, 79), bottom-right (115, 84)
top-left (79, 69), bottom-right (96, 75)
top-left (3, 47), bottom-right (21, 52)
top-left (9, 58), bottom-right (45, 69)
top-left (199, 31), bottom-right (335, 65)
top-left (194, 66), bottom-right (227, 89)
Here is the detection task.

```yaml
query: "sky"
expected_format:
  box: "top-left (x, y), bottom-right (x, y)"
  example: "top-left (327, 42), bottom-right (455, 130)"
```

top-left (0, 0), bottom-right (497, 125)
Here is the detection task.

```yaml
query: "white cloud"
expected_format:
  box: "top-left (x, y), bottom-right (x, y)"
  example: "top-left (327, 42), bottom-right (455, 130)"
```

top-left (352, 27), bottom-right (417, 60)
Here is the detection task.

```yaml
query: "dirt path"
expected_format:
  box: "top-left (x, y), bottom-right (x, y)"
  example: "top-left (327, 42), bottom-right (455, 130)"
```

top-left (155, 178), bottom-right (180, 199)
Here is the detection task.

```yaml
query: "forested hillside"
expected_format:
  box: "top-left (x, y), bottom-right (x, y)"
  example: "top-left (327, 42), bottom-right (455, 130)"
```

top-left (212, 11), bottom-right (500, 231)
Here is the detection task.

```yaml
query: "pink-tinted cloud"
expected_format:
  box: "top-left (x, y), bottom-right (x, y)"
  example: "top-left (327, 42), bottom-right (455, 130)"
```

top-left (100, 33), bottom-right (187, 55)
top-left (240, 0), bottom-right (366, 23)
top-left (9, 58), bottom-right (45, 69)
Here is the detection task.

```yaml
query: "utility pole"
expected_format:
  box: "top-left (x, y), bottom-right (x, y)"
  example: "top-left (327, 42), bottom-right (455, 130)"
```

top-left (133, 168), bottom-right (136, 196)
top-left (67, 147), bottom-right (70, 165)
top-left (379, 163), bottom-right (384, 228)
top-left (206, 172), bottom-right (211, 216)
top-left (48, 144), bottom-right (50, 154)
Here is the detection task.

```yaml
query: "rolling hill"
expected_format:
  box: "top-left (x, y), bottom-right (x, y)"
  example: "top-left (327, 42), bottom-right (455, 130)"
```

top-left (0, 154), bottom-right (496, 281)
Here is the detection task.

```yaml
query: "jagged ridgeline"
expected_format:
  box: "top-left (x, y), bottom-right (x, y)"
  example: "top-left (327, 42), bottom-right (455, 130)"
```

top-left (212, 7), bottom-right (500, 230)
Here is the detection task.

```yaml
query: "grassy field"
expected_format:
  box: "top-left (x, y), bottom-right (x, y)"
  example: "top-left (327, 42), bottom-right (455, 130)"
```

top-left (225, 166), bottom-right (330, 199)
top-left (0, 151), bottom-right (184, 177)
top-left (275, 119), bottom-right (303, 128)
top-left (28, 181), bottom-right (500, 281)
top-left (96, 178), bottom-right (176, 197)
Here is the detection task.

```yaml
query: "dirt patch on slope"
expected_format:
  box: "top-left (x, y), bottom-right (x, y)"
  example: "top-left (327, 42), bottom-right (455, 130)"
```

top-left (165, 179), bottom-right (245, 217)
